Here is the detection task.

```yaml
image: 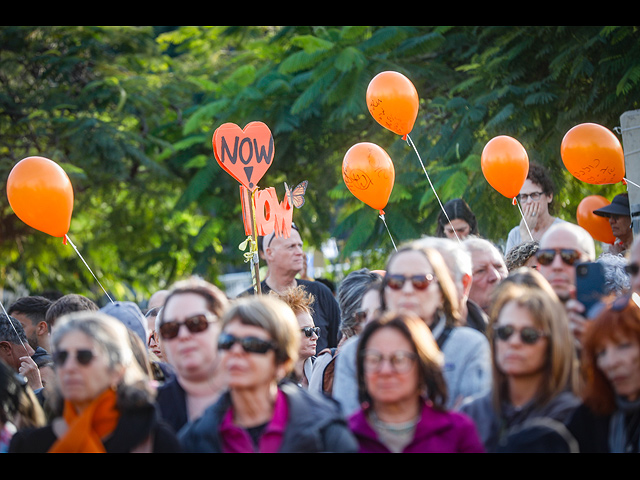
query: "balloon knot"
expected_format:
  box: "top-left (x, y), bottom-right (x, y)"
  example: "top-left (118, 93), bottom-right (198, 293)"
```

top-left (622, 178), bottom-right (627, 185)
top-left (402, 134), bottom-right (408, 141)
top-left (379, 209), bottom-right (385, 216)
top-left (63, 236), bottom-right (68, 245)
top-left (512, 197), bottom-right (517, 206)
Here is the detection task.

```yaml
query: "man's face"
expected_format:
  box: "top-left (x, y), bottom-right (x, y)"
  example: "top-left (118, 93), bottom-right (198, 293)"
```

top-left (469, 249), bottom-right (508, 311)
top-left (537, 229), bottom-right (589, 301)
top-left (265, 229), bottom-right (305, 275)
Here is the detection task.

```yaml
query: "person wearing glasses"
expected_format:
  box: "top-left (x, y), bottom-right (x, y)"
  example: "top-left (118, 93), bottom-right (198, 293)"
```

top-left (244, 224), bottom-right (341, 355)
top-left (178, 296), bottom-right (358, 453)
top-left (155, 277), bottom-right (230, 434)
top-left (505, 163), bottom-right (567, 255)
top-left (567, 294), bottom-right (640, 452)
top-left (379, 242), bottom-right (491, 409)
top-left (348, 310), bottom-right (484, 453)
top-left (9, 311), bottom-right (181, 453)
top-left (459, 273), bottom-right (581, 452)
top-left (271, 285), bottom-right (319, 387)
top-left (536, 222), bottom-right (596, 345)
top-left (592, 192), bottom-right (633, 255)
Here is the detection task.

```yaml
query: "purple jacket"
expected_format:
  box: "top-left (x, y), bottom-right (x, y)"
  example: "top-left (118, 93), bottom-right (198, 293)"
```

top-left (348, 401), bottom-right (485, 453)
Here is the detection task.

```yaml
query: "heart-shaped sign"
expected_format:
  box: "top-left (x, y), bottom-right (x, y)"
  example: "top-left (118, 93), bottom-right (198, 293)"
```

top-left (213, 121), bottom-right (275, 191)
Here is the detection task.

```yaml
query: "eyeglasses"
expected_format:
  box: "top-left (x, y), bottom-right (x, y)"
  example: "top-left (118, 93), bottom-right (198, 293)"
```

top-left (362, 350), bottom-right (417, 373)
top-left (536, 248), bottom-right (582, 266)
top-left (625, 263), bottom-right (639, 276)
top-left (517, 192), bottom-right (544, 203)
top-left (301, 326), bottom-right (320, 338)
top-left (53, 349), bottom-right (96, 367)
top-left (218, 332), bottom-right (276, 354)
top-left (385, 273), bottom-right (435, 291)
top-left (159, 313), bottom-right (216, 340)
top-left (494, 325), bottom-right (548, 345)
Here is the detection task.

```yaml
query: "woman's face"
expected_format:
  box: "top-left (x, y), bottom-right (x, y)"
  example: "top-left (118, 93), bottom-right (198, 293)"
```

top-left (384, 250), bottom-right (442, 325)
top-left (495, 301), bottom-right (548, 379)
top-left (443, 218), bottom-right (471, 240)
top-left (161, 293), bottom-right (220, 381)
top-left (55, 330), bottom-right (123, 412)
top-left (220, 319), bottom-right (278, 390)
top-left (297, 311), bottom-right (317, 360)
top-left (363, 327), bottom-right (419, 407)
top-left (518, 179), bottom-right (552, 213)
top-left (596, 336), bottom-right (640, 401)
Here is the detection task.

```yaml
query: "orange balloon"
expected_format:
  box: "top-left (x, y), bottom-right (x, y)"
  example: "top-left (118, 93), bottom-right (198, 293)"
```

top-left (481, 135), bottom-right (529, 200)
top-left (7, 156), bottom-right (74, 238)
top-left (343, 143), bottom-right (395, 212)
top-left (561, 123), bottom-right (624, 185)
top-left (366, 71), bottom-right (419, 139)
top-left (576, 195), bottom-right (616, 244)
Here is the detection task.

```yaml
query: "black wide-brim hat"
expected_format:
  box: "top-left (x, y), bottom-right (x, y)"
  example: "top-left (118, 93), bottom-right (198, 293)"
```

top-left (593, 193), bottom-right (630, 217)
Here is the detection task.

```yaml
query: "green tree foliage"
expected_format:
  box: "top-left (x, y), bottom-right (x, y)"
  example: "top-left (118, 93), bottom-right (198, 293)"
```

top-left (2, 26), bottom-right (640, 301)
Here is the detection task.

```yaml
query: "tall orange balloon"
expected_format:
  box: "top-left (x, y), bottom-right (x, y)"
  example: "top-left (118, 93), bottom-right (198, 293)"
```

top-left (7, 156), bottom-right (74, 238)
top-left (481, 135), bottom-right (529, 200)
top-left (366, 71), bottom-right (419, 139)
top-left (561, 123), bottom-right (625, 185)
top-left (576, 195), bottom-right (616, 244)
top-left (343, 142), bottom-right (395, 212)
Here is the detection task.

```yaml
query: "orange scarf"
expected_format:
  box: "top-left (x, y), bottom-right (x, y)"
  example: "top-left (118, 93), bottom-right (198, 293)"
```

top-left (48, 388), bottom-right (120, 453)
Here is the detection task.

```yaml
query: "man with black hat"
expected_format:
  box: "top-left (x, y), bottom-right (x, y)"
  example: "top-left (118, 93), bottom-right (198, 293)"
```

top-left (593, 192), bottom-right (633, 255)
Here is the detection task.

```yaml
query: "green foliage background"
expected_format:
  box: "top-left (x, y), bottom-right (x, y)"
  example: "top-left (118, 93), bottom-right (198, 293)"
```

top-left (1, 26), bottom-right (639, 303)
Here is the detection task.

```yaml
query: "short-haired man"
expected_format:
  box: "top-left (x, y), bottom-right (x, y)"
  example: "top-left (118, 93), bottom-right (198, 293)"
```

top-left (243, 225), bottom-right (340, 352)
top-left (536, 222), bottom-right (596, 344)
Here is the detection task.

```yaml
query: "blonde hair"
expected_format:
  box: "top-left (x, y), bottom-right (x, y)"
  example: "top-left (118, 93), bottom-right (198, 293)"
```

top-left (222, 296), bottom-right (300, 373)
top-left (488, 280), bottom-right (579, 413)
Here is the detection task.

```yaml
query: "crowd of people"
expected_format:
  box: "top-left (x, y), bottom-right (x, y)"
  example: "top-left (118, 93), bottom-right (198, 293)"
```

top-left (2, 162), bottom-right (640, 453)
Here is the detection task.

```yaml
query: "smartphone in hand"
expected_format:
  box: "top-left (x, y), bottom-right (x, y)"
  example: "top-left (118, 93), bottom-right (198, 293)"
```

top-left (576, 261), bottom-right (606, 316)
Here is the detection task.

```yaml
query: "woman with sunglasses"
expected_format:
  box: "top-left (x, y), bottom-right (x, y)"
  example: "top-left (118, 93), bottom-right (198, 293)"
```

top-left (505, 163), bottom-right (567, 254)
top-left (381, 242), bottom-right (491, 409)
top-left (155, 277), bottom-right (230, 434)
top-left (271, 285), bottom-right (318, 387)
top-left (567, 295), bottom-right (640, 452)
top-left (459, 273), bottom-right (581, 452)
top-left (349, 310), bottom-right (484, 453)
top-left (9, 311), bottom-right (181, 453)
top-left (179, 296), bottom-right (358, 453)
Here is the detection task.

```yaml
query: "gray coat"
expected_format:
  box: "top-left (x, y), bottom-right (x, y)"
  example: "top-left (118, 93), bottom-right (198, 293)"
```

top-left (179, 381), bottom-right (358, 453)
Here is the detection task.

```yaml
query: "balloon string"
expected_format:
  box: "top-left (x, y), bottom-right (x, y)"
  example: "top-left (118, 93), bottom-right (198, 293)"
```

top-left (514, 198), bottom-right (534, 241)
top-left (64, 234), bottom-right (114, 304)
top-left (624, 177), bottom-right (640, 189)
top-left (0, 299), bottom-right (30, 356)
top-left (406, 134), bottom-right (461, 243)
top-left (379, 211), bottom-right (397, 251)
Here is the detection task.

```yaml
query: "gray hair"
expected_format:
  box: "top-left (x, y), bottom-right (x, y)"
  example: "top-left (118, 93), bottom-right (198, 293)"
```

top-left (337, 269), bottom-right (383, 335)
top-left (52, 311), bottom-right (146, 385)
top-left (414, 236), bottom-right (472, 288)
top-left (597, 253), bottom-right (631, 296)
top-left (0, 314), bottom-right (27, 345)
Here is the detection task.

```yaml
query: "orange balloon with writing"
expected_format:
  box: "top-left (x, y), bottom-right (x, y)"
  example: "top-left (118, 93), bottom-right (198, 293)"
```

top-left (576, 195), bottom-right (616, 244)
top-left (366, 71), bottom-right (419, 139)
top-left (7, 156), bottom-right (74, 238)
top-left (481, 135), bottom-right (529, 200)
top-left (561, 123), bottom-right (625, 185)
top-left (343, 142), bottom-right (395, 212)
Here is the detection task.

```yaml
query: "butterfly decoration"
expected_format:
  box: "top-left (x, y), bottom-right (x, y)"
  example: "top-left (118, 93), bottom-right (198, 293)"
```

top-left (284, 180), bottom-right (308, 209)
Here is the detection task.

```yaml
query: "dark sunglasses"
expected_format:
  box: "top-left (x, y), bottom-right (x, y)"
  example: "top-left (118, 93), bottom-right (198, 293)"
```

top-left (494, 325), bottom-right (548, 345)
top-left (301, 326), bottom-right (320, 338)
top-left (159, 313), bottom-right (216, 340)
top-left (385, 273), bottom-right (435, 291)
top-left (625, 263), bottom-right (639, 276)
top-left (536, 248), bottom-right (582, 266)
top-left (218, 332), bottom-right (276, 354)
top-left (53, 349), bottom-right (96, 367)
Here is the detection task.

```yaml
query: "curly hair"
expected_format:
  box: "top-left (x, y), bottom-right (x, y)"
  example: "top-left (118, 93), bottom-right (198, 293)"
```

top-left (271, 284), bottom-right (314, 316)
top-left (526, 163), bottom-right (557, 213)
top-left (505, 240), bottom-right (539, 271)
